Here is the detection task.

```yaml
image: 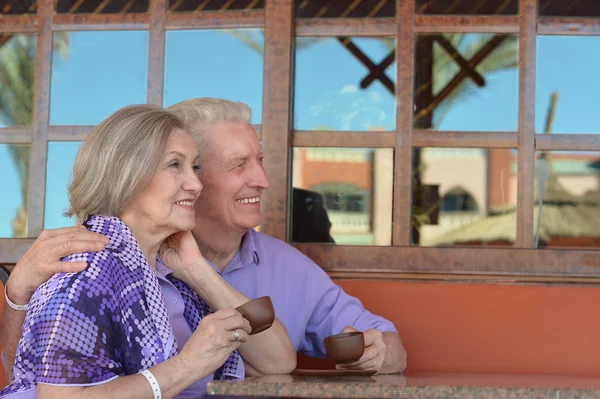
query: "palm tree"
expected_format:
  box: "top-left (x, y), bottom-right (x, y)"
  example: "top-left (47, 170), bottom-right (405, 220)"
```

top-left (0, 33), bottom-right (68, 237)
top-left (226, 31), bottom-right (518, 129)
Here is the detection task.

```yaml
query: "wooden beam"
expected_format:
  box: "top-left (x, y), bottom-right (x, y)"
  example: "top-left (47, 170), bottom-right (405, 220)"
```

top-left (48, 126), bottom-right (94, 141)
top-left (0, 15), bottom-right (37, 32)
top-left (52, 13), bottom-right (150, 30)
top-left (338, 37), bottom-right (394, 93)
top-left (537, 17), bottom-right (600, 35)
top-left (165, 10), bottom-right (264, 30)
top-left (432, 34), bottom-right (485, 87)
top-left (147, 0), bottom-right (166, 106)
top-left (295, 18), bottom-right (395, 36)
top-left (536, 134), bottom-right (600, 151)
top-left (260, 0), bottom-right (294, 241)
top-left (293, 130), bottom-right (395, 148)
top-left (515, 0), bottom-right (536, 248)
top-left (413, 130), bottom-right (517, 148)
top-left (328, 271), bottom-right (600, 286)
top-left (27, 0), bottom-right (53, 237)
top-left (0, 239), bottom-right (36, 264)
top-left (393, 0), bottom-right (415, 246)
top-left (415, 15), bottom-right (519, 33)
top-left (0, 128), bottom-right (32, 144)
top-left (293, 243), bottom-right (600, 278)
top-left (361, 49), bottom-right (395, 89)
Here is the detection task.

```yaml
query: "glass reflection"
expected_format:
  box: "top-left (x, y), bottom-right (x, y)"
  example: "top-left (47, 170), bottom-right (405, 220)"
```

top-left (164, 29), bottom-right (264, 124)
top-left (55, 0), bottom-right (148, 13)
top-left (295, 37), bottom-right (396, 131)
top-left (536, 36), bottom-right (600, 134)
top-left (295, 0), bottom-right (395, 18)
top-left (415, 148), bottom-right (518, 247)
top-left (44, 142), bottom-right (80, 230)
top-left (0, 34), bottom-right (36, 128)
top-left (168, 0), bottom-right (263, 13)
top-left (414, 33), bottom-right (518, 131)
top-left (534, 151), bottom-right (600, 249)
top-left (538, 0), bottom-right (600, 17)
top-left (49, 31), bottom-right (149, 125)
top-left (0, 144), bottom-right (30, 238)
top-left (416, 0), bottom-right (517, 15)
top-left (291, 147), bottom-right (393, 246)
top-left (0, 0), bottom-right (36, 14)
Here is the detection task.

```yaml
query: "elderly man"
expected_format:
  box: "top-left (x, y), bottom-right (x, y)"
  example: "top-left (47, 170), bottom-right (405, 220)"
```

top-left (2, 98), bottom-right (406, 378)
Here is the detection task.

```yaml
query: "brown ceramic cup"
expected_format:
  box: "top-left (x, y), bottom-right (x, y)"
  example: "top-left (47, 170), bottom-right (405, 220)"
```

top-left (323, 331), bottom-right (365, 364)
top-left (236, 296), bottom-right (275, 335)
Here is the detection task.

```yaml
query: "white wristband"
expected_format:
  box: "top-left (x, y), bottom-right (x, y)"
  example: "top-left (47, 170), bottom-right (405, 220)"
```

top-left (140, 369), bottom-right (161, 399)
top-left (4, 282), bottom-right (29, 311)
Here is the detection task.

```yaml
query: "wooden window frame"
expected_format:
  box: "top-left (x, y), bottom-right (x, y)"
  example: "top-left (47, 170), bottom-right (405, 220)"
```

top-left (1, 0), bottom-right (600, 284)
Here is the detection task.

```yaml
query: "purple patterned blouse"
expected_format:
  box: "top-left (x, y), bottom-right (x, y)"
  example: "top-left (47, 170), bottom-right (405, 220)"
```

top-left (0, 216), bottom-right (243, 398)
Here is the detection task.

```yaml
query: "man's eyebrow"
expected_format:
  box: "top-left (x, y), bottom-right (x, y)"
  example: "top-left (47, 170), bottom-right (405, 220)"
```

top-left (229, 155), bottom-right (249, 163)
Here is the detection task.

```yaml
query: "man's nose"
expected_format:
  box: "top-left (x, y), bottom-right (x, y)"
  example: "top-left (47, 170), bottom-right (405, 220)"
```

top-left (251, 163), bottom-right (270, 189)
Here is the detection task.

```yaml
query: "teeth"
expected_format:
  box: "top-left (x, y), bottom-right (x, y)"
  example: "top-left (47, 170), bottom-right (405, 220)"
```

top-left (176, 201), bottom-right (193, 206)
top-left (236, 197), bottom-right (260, 204)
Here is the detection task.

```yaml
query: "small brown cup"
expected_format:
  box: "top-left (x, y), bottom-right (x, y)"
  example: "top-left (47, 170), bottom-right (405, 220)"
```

top-left (323, 331), bottom-right (365, 364)
top-left (236, 296), bottom-right (275, 335)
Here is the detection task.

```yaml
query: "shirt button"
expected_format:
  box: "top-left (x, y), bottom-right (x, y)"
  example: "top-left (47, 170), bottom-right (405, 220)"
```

top-left (253, 251), bottom-right (260, 264)
top-left (173, 299), bottom-right (178, 304)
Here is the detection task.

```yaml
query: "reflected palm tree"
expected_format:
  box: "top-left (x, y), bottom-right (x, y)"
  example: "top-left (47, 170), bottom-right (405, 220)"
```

top-left (227, 31), bottom-right (518, 128)
top-left (1, 33), bottom-right (68, 237)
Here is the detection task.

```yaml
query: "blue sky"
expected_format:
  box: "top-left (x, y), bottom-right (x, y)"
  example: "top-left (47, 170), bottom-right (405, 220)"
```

top-left (1, 32), bottom-right (600, 237)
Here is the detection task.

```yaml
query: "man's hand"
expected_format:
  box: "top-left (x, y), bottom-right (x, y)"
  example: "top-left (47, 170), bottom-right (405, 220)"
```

top-left (335, 326), bottom-right (387, 373)
top-left (8, 226), bottom-right (108, 304)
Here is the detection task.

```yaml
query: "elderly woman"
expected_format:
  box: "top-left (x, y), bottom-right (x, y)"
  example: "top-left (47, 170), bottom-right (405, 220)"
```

top-left (0, 105), bottom-right (255, 399)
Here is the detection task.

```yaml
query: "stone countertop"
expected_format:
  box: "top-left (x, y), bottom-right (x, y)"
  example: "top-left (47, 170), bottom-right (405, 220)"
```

top-left (206, 372), bottom-right (600, 398)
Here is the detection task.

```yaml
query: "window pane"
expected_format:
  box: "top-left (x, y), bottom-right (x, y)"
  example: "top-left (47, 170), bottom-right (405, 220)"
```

top-left (539, 0), bottom-right (600, 17)
top-left (44, 142), bottom-right (79, 230)
top-left (414, 147), bottom-right (518, 247)
top-left (49, 31), bottom-right (149, 125)
top-left (295, 0), bottom-right (395, 18)
top-left (295, 37), bottom-right (396, 131)
top-left (0, 0), bottom-right (36, 14)
top-left (55, 0), bottom-right (149, 13)
top-left (164, 29), bottom-right (264, 124)
top-left (0, 34), bottom-right (36, 128)
top-left (291, 148), bottom-right (393, 246)
top-left (534, 151), bottom-right (600, 249)
top-left (168, 0), bottom-right (263, 12)
top-left (536, 36), bottom-right (600, 134)
top-left (416, 0), bottom-right (517, 15)
top-left (0, 144), bottom-right (30, 238)
top-left (414, 34), bottom-right (518, 131)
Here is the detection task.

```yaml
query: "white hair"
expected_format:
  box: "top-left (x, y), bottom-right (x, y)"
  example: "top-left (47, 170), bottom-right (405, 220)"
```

top-left (167, 98), bottom-right (252, 157)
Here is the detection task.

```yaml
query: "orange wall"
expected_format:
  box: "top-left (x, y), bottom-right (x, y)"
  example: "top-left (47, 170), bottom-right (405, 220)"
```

top-left (300, 280), bottom-right (600, 377)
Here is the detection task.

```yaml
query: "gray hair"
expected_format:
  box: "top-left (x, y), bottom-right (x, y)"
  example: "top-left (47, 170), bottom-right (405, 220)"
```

top-left (66, 104), bottom-right (185, 222)
top-left (167, 98), bottom-right (252, 156)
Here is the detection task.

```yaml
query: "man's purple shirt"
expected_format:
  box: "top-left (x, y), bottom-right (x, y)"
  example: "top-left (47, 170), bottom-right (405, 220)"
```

top-left (203, 229), bottom-right (398, 356)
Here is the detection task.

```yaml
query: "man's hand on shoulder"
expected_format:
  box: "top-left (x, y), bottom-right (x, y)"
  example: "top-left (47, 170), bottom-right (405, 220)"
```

top-left (8, 226), bottom-right (108, 304)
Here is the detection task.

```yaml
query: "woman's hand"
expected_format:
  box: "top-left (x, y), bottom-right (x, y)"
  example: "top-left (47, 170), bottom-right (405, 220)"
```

top-left (159, 231), bottom-right (209, 283)
top-left (177, 308), bottom-right (252, 378)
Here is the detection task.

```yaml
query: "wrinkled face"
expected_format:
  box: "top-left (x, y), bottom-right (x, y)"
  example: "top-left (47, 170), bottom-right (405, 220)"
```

top-left (122, 128), bottom-right (202, 234)
top-left (193, 122), bottom-right (269, 236)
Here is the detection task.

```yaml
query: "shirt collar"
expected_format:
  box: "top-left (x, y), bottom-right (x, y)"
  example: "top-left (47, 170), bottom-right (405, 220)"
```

top-left (156, 257), bottom-right (174, 277)
top-left (220, 229), bottom-right (260, 274)
top-left (156, 230), bottom-right (261, 276)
